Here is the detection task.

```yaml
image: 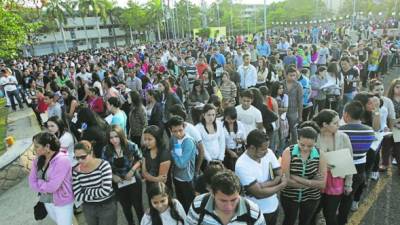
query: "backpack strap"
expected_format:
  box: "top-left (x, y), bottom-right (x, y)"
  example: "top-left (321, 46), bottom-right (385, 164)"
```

top-left (197, 194), bottom-right (211, 224)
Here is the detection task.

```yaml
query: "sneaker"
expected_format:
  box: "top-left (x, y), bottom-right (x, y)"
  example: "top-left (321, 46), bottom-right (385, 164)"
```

top-left (351, 201), bottom-right (359, 211)
top-left (370, 172), bottom-right (379, 181)
top-left (393, 159), bottom-right (398, 165)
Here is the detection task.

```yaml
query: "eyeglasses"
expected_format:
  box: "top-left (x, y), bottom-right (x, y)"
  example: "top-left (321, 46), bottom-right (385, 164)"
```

top-left (74, 155), bottom-right (88, 161)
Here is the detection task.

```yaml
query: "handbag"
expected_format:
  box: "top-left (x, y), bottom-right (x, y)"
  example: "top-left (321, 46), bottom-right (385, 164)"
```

top-left (34, 201), bottom-right (47, 220)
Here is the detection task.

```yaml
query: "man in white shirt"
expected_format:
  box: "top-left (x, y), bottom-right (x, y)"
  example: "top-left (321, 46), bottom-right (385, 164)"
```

top-left (235, 89), bottom-right (263, 137)
top-left (0, 68), bottom-right (24, 111)
top-left (236, 129), bottom-right (287, 225)
top-left (237, 53), bottom-right (257, 89)
top-left (76, 67), bottom-right (92, 83)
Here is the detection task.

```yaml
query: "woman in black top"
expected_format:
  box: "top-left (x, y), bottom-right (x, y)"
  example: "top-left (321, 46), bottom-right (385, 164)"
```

top-left (77, 107), bottom-right (108, 158)
top-left (141, 125), bottom-right (171, 190)
top-left (102, 125), bottom-right (144, 225)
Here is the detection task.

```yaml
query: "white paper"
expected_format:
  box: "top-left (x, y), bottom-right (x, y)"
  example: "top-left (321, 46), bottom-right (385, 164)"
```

top-left (105, 114), bottom-right (113, 124)
top-left (324, 148), bottom-right (357, 178)
top-left (117, 177), bottom-right (136, 188)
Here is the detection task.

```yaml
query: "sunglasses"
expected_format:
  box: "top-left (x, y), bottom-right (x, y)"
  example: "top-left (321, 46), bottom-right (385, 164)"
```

top-left (74, 155), bottom-right (88, 161)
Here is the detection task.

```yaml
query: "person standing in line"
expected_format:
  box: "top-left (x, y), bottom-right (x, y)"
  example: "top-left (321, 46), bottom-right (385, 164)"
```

top-left (310, 110), bottom-right (353, 225)
top-left (283, 67), bottom-right (304, 144)
top-left (29, 132), bottom-right (74, 225)
top-left (72, 140), bottom-right (117, 225)
top-left (280, 123), bottom-right (327, 225)
top-left (235, 130), bottom-right (287, 225)
top-left (337, 101), bottom-right (375, 225)
top-left (0, 67), bottom-right (24, 111)
top-left (107, 96), bottom-right (128, 134)
top-left (186, 170), bottom-right (266, 225)
top-left (235, 89), bottom-right (264, 137)
top-left (237, 53), bottom-right (257, 90)
top-left (140, 182), bottom-right (186, 225)
top-left (102, 125), bottom-right (144, 225)
top-left (168, 116), bottom-right (197, 212)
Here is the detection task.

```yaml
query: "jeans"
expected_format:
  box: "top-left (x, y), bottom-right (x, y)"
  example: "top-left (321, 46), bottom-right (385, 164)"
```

top-left (337, 164), bottom-right (366, 225)
top-left (281, 196), bottom-right (320, 225)
top-left (174, 178), bottom-right (195, 212)
top-left (366, 148), bottom-right (380, 173)
top-left (82, 197), bottom-right (118, 225)
top-left (264, 210), bottom-right (279, 225)
top-left (6, 90), bottom-right (23, 111)
top-left (286, 112), bottom-right (299, 145)
top-left (115, 181), bottom-right (144, 225)
top-left (44, 202), bottom-right (73, 225)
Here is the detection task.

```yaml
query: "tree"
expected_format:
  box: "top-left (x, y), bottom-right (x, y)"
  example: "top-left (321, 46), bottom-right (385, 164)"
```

top-left (43, 0), bottom-right (73, 52)
top-left (0, 7), bottom-right (41, 59)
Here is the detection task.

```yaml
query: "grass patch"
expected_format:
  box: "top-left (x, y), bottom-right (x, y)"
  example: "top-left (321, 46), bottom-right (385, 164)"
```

top-left (0, 98), bottom-right (8, 156)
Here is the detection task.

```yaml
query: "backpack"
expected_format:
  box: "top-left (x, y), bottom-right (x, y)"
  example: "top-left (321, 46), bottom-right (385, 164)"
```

top-left (196, 194), bottom-right (257, 225)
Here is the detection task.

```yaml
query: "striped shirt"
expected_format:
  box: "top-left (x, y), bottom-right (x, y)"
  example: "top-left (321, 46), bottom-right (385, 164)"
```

top-left (72, 160), bottom-right (114, 203)
top-left (186, 193), bottom-right (265, 225)
top-left (281, 145), bottom-right (321, 202)
top-left (339, 123), bottom-right (375, 164)
top-left (283, 81), bottom-right (303, 115)
top-left (220, 81), bottom-right (237, 101)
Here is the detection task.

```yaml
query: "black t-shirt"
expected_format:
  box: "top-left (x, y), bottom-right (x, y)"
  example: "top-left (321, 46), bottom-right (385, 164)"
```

top-left (342, 68), bottom-right (359, 93)
top-left (143, 148), bottom-right (171, 177)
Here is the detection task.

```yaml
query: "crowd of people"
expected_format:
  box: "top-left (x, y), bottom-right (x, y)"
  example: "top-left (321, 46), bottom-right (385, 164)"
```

top-left (1, 25), bottom-right (400, 225)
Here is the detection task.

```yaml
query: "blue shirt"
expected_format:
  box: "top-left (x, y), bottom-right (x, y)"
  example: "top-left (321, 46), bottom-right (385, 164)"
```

top-left (298, 75), bottom-right (311, 106)
top-left (111, 110), bottom-right (127, 134)
top-left (257, 42), bottom-right (271, 57)
top-left (170, 135), bottom-right (197, 182)
top-left (210, 53), bottom-right (226, 66)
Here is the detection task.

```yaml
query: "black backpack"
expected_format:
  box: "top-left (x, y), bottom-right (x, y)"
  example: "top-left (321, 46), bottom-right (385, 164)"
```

top-left (196, 194), bottom-right (258, 225)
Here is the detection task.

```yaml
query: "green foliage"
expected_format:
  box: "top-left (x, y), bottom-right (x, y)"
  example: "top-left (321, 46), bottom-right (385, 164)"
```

top-left (196, 27), bottom-right (211, 38)
top-left (0, 7), bottom-right (41, 59)
top-left (0, 98), bottom-right (8, 155)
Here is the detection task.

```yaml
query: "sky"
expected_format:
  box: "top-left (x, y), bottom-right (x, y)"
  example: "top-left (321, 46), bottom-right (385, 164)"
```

top-left (115, 0), bottom-right (283, 8)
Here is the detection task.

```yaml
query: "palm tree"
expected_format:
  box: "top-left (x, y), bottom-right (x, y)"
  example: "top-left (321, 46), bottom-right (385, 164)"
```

top-left (145, 0), bottom-right (163, 41)
top-left (75, 0), bottom-right (91, 48)
top-left (43, 0), bottom-right (73, 52)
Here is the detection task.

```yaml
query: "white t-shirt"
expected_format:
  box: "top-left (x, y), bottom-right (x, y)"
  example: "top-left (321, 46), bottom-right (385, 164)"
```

top-left (0, 75), bottom-right (18, 92)
top-left (195, 120), bottom-right (226, 161)
top-left (235, 105), bottom-right (263, 137)
top-left (140, 199), bottom-right (186, 225)
top-left (184, 122), bottom-right (202, 144)
top-left (223, 120), bottom-right (247, 149)
top-left (235, 150), bottom-right (280, 213)
top-left (382, 96), bottom-right (396, 120)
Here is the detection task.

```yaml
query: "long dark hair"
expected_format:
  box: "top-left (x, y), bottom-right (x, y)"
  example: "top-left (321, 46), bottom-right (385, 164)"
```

top-left (47, 116), bottom-right (67, 138)
top-left (104, 125), bottom-right (133, 160)
top-left (223, 106), bottom-right (238, 133)
top-left (270, 81), bottom-right (282, 98)
top-left (201, 104), bottom-right (217, 134)
top-left (33, 132), bottom-right (60, 171)
top-left (147, 182), bottom-right (184, 225)
top-left (143, 125), bottom-right (165, 151)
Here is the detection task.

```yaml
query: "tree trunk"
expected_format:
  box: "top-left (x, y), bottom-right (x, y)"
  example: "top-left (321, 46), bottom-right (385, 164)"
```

top-left (109, 13), bottom-right (117, 47)
top-left (96, 18), bottom-right (102, 45)
top-left (58, 20), bottom-right (68, 52)
top-left (52, 31), bottom-right (59, 53)
top-left (157, 21), bottom-right (161, 41)
top-left (129, 26), bottom-right (134, 45)
top-left (82, 17), bottom-right (90, 49)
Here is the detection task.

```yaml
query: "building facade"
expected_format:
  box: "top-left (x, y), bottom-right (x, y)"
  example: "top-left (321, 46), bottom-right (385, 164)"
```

top-left (24, 16), bottom-right (138, 56)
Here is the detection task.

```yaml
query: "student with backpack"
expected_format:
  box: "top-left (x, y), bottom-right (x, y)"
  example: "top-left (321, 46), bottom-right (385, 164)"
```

top-left (186, 170), bottom-right (266, 225)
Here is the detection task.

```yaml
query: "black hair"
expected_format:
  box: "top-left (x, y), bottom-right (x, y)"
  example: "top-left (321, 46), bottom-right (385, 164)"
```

top-left (240, 89), bottom-right (253, 99)
top-left (223, 106), bottom-right (238, 134)
top-left (210, 170), bottom-right (241, 195)
top-left (297, 121), bottom-right (320, 141)
top-left (143, 125), bottom-right (165, 151)
top-left (203, 161), bottom-right (225, 188)
top-left (169, 104), bottom-right (187, 120)
top-left (246, 129), bottom-right (269, 149)
top-left (46, 116), bottom-right (67, 138)
top-left (32, 132), bottom-right (60, 171)
top-left (344, 101), bottom-right (364, 120)
top-left (201, 104), bottom-right (217, 134)
top-left (129, 90), bottom-right (143, 108)
top-left (168, 115), bottom-right (185, 129)
top-left (270, 81), bottom-right (283, 98)
top-left (147, 182), bottom-right (184, 225)
top-left (89, 87), bottom-right (101, 96)
top-left (107, 96), bottom-right (121, 108)
top-left (312, 109), bottom-right (338, 128)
